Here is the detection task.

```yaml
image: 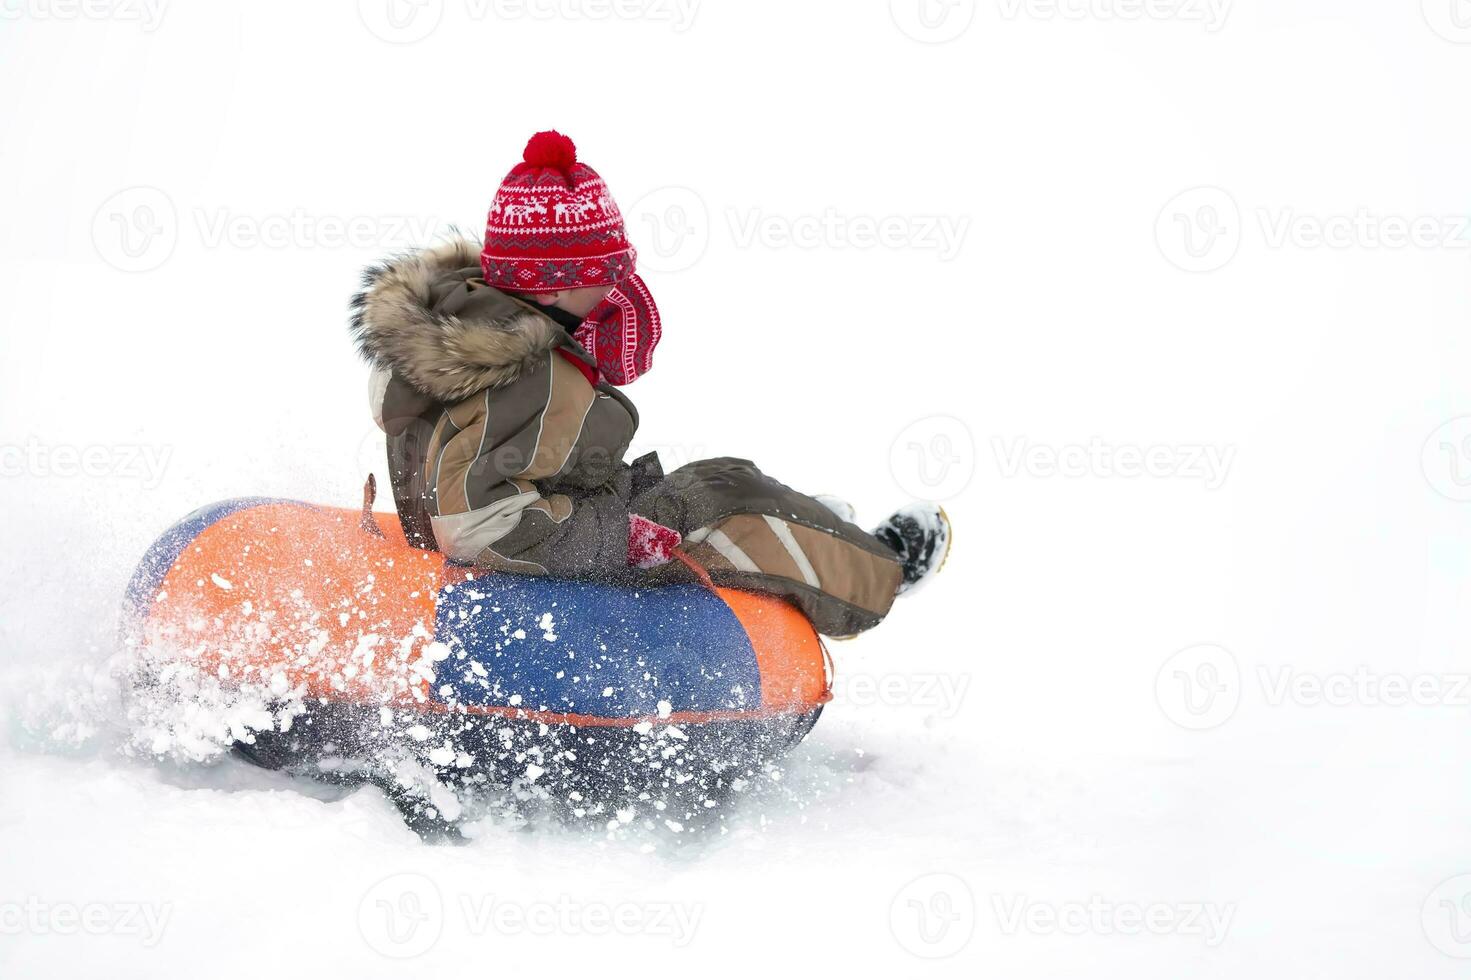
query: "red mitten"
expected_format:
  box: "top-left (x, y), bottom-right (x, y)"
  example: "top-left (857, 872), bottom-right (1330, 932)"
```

top-left (628, 514), bottom-right (682, 568)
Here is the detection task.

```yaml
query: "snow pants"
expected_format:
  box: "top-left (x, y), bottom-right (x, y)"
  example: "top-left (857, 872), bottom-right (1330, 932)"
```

top-left (632, 457), bottom-right (904, 637)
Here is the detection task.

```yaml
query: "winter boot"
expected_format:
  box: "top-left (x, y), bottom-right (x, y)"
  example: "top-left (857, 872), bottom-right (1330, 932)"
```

top-left (872, 503), bottom-right (951, 596)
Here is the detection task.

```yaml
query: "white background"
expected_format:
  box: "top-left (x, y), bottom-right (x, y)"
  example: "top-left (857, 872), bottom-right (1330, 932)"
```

top-left (3, 0), bottom-right (1471, 976)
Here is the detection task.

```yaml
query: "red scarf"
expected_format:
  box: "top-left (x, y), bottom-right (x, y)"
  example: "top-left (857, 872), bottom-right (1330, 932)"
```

top-left (572, 273), bottom-right (661, 386)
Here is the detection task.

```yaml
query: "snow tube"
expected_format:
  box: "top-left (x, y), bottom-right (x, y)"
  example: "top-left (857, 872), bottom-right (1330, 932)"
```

top-left (123, 498), bottom-right (830, 811)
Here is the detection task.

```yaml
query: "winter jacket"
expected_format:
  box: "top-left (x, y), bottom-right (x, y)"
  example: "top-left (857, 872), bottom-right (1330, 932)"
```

top-left (350, 239), bottom-right (643, 576)
top-left (350, 239), bottom-right (905, 635)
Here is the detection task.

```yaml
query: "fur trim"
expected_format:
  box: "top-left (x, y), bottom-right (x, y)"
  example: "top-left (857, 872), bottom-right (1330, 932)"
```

top-left (349, 238), bottom-right (563, 402)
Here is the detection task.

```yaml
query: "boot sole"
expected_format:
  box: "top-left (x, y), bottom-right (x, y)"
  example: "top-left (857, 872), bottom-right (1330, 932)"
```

top-left (893, 504), bottom-right (952, 598)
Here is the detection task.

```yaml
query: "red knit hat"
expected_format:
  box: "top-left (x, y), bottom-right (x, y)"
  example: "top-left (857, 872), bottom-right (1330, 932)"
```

top-left (480, 131), bottom-right (636, 294)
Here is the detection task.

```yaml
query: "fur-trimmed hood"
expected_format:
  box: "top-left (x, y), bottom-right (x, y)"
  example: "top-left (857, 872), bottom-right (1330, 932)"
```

top-left (349, 238), bottom-right (563, 402)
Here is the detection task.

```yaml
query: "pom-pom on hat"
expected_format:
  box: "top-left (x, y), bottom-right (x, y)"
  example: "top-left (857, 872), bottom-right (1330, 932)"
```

top-left (519, 130), bottom-right (579, 175)
top-left (481, 131), bottom-right (636, 294)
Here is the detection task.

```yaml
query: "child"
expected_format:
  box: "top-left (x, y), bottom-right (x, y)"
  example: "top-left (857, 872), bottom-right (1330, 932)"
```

top-left (351, 131), bottom-right (949, 637)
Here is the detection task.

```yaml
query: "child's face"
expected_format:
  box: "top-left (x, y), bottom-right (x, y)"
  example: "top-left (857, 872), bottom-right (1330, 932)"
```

top-left (536, 284), bottom-right (614, 318)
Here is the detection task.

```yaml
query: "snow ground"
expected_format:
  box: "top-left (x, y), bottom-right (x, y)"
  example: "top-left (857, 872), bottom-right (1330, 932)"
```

top-left (4, 2), bottom-right (1471, 977)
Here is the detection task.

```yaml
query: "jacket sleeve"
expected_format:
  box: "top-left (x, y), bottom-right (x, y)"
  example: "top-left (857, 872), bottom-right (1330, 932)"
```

top-left (433, 478), bottom-right (631, 576)
top-left (426, 356), bottom-right (637, 577)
